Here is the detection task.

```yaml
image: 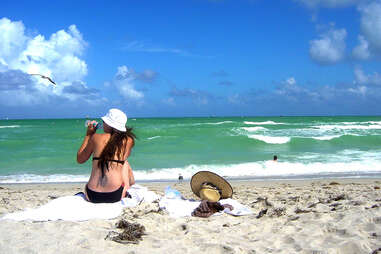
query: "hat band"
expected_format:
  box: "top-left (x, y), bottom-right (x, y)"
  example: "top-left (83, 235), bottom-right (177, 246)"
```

top-left (201, 182), bottom-right (222, 195)
top-left (199, 188), bottom-right (221, 202)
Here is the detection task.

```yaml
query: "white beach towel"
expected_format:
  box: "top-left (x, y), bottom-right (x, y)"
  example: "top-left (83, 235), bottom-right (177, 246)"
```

top-left (159, 197), bottom-right (253, 218)
top-left (1, 184), bottom-right (159, 222)
top-left (219, 199), bottom-right (253, 216)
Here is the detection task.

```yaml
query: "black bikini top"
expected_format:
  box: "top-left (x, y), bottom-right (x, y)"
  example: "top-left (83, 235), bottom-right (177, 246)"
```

top-left (92, 157), bottom-right (125, 165)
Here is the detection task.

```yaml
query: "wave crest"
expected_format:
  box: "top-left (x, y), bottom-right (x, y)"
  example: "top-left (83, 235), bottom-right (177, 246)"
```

top-left (0, 125), bottom-right (20, 129)
top-left (3, 157), bottom-right (381, 183)
top-left (242, 127), bottom-right (267, 132)
top-left (244, 121), bottom-right (284, 125)
top-left (248, 135), bottom-right (290, 144)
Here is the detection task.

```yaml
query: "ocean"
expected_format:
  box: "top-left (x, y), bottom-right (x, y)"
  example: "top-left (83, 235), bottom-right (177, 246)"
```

top-left (1, 116), bottom-right (381, 183)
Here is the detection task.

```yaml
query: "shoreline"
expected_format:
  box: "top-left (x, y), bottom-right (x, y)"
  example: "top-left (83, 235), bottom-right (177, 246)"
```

top-left (1, 178), bottom-right (381, 253)
top-left (1, 176), bottom-right (381, 187)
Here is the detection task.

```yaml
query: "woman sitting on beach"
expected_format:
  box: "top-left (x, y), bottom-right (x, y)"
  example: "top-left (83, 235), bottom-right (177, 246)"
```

top-left (77, 108), bottom-right (136, 203)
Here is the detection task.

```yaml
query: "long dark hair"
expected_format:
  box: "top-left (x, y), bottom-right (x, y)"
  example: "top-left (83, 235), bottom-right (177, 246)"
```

top-left (98, 126), bottom-right (136, 178)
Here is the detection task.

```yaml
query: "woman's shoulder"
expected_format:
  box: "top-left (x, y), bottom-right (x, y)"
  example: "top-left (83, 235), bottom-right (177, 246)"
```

top-left (126, 135), bottom-right (134, 145)
top-left (91, 133), bottom-right (111, 142)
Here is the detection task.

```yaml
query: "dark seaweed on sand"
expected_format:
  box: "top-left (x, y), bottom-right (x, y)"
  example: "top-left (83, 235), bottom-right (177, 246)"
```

top-left (105, 219), bottom-right (146, 244)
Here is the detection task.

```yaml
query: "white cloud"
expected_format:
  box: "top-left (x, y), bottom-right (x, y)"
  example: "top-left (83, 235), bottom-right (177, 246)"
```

top-left (309, 27), bottom-right (347, 64)
top-left (233, 73), bottom-right (381, 112)
top-left (227, 93), bottom-right (245, 105)
top-left (116, 66), bottom-right (132, 79)
top-left (286, 77), bottom-right (296, 85)
top-left (300, 1), bottom-right (381, 61)
top-left (124, 40), bottom-right (186, 55)
top-left (123, 40), bottom-right (212, 58)
top-left (352, 35), bottom-right (371, 60)
top-left (0, 89), bottom-right (48, 106)
top-left (137, 69), bottom-right (158, 83)
top-left (276, 77), bottom-right (323, 102)
top-left (113, 66), bottom-right (144, 100)
top-left (354, 67), bottom-right (369, 84)
top-left (358, 1), bottom-right (381, 52)
top-left (169, 87), bottom-right (210, 105)
top-left (162, 97), bottom-right (176, 106)
top-left (117, 83), bottom-right (144, 99)
top-left (115, 65), bottom-right (158, 83)
top-left (277, 69), bottom-right (381, 103)
top-left (0, 18), bottom-right (94, 106)
top-left (354, 67), bottom-right (381, 85)
top-left (217, 81), bottom-right (233, 86)
top-left (296, 0), bottom-right (362, 8)
top-left (19, 25), bottom-right (88, 83)
top-left (348, 85), bottom-right (367, 95)
top-left (0, 18), bottom-right (28, 65)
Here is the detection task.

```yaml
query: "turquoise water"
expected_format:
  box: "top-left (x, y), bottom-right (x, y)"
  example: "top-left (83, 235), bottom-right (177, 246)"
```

top-left (1, 116), bottom-right (381, 183)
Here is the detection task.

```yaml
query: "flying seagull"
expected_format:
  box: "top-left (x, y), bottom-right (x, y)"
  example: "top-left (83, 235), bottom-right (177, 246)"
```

top-left (29, 73), bottom-right (57, 86)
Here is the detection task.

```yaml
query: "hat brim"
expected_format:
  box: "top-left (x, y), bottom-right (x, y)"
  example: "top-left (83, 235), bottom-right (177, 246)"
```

top-left (101, 116), bottom-right (126, 132)
top-left (190, 171), bottom-right (233, 199)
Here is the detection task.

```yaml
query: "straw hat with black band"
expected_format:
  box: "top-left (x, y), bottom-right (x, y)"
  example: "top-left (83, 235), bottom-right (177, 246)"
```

top-left (190, 171), bottom-right (233, 202)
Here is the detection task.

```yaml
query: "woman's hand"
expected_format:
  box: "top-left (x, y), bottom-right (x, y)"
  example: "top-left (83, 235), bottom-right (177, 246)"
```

top-left (86, 120), bottom-right (98, 136)
top-left (77, 121), bottom-right (97, 163)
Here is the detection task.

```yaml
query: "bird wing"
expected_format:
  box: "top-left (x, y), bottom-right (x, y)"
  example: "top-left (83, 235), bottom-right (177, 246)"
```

top-left (28, 73), bottom-right (57, 86)
top-left (46, 77), bottom-right (56, 85)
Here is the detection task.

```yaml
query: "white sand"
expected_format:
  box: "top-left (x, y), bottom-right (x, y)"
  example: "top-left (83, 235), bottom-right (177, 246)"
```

top-left (1, 179), bottom-right (381, 254)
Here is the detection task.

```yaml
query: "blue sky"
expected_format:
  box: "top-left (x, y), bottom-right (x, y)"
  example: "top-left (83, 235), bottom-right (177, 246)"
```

top-left (0, 0), bottom-right (381, 119)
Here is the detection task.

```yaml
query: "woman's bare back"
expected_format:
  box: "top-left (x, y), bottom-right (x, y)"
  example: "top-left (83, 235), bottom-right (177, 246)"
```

top-left (87, 133), bottom-right (132, 192)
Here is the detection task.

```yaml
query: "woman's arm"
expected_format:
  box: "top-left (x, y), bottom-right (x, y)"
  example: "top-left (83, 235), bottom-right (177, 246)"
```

top-left (124, 137), bottom-right (134, 158)
top-left (124, 137), bottom-right (135, 185)
top-left (128, 162), bottom-right (135, 186)
top-left (76, 122), bottom-right (97, 164)
top-left (121, 162), bottom-right (131, 198)
top-left (121, 137), bottom-right (135, 197)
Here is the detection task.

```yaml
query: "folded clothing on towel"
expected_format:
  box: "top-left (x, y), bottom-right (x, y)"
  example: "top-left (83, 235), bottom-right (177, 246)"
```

top-left (192, 200), bottom-right (234, 218)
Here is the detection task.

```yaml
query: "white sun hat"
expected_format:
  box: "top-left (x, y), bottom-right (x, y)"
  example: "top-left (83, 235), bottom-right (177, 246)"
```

top-left (101, 108), bottom-right (127, 132)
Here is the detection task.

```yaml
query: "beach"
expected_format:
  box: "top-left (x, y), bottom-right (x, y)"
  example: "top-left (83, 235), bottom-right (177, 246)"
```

top-left (1, 179), bottom-right (381, 254)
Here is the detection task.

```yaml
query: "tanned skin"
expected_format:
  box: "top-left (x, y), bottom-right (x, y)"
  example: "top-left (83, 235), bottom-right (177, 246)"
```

top-left (77, 121), bottom-right (135, 201)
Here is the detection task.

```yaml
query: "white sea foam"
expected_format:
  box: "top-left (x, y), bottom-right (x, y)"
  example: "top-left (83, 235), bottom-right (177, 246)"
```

top-left (147, 136), bottom-right (161, 140)
top-left (237, 125), bottom-right (362, 142)
top-left (368, 121), bottom-right (381, 125)
top-left (244, 121), bottom-right (284, 125)
top-left (242, 127), bottom-right (267, 132)
top-left (0, 125), bottom-right (20, 129)
top-left (248, 135), bottom-right (290, 144)
top-left (311, 135), bottom-right (342, 140)
top-left (313, 124), bottom-right (381, 130)
top-left (340, 122), bottom-right (359, 125)
top-left (340, 121), bottom-right (381, 125)
top-left (2, 152), bottom-right (381, 183)
top-left (134, 155), bottom-right (381, 180)
top-left (192, 121), bottom-right (234, 126)
top-left (365, 125), bottom-right (381, 129)
top-left (0, 174), bottom-right (89, 184)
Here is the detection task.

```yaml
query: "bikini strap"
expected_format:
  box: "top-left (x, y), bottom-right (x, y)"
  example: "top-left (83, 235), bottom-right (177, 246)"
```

top-left (92, 157), bottom-right (125, 164)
